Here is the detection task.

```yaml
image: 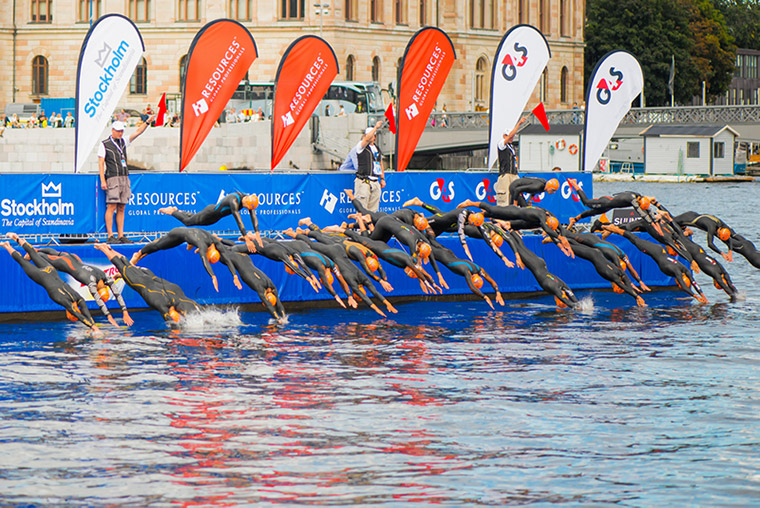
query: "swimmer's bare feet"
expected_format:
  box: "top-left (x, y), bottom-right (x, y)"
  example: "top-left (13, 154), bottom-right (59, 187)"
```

top-left (402, 196), bottom-right (423, 208)
top-left (158, 207), bottom-right (177, 215)
top-left (344, 189), bottom-right (354, 201)
top-left (298, 217), bottom-right (312, 226)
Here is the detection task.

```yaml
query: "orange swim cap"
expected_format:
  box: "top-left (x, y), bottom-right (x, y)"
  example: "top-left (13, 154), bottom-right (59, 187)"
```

top-left (324, 270), bottom-right (334, 286)
top-left (413, 215), bottom-right (429, 231)
top-left (471, 273), bottom-right (484, 289)
top-left (285, 264), bottom-right (295, 275)
top-left (638, 196), bottom-right (651, 210)
top-left (620, 260), bottom-right (627, 271)
top-left (417, 242), bottom-right (432, 259)
top-left (490, 232), bottom-right (504, 248)
top-left (404, 266), bottom-right (418, 278)
top-left (546, 215), bottom-right (559, 230)
top-left (66, 310), bottom-right (78, 322)
top-left (169, 308), bottom-right (181, 323)
top-left (545, 178), bottom-right (559, 192)
top-left (718, 227), bottom-right (731, 241)
top-left (469, 212), bottom-right (485, 227)
top-left (242, 194), bottom-right (259, 210)
top-left (554, 296), bottom-right (568, 308)
top-left (266, 291), bottom-right (277, 306)
top-left (366, 256), bottom-right (379, 272)
top-left (207, 245), bottom-right (220, 264)
top-left (682, 273), bottom-right (692, 287)
top-left (714, 280), bottom-right (722, 290)
top-left (666, 246), bottom-right (677, 257)
top-left (97, 286), bottom-right (110, 302)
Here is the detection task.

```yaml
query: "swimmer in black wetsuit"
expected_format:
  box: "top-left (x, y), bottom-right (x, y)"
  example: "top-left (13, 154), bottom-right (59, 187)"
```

top-left (216, 243), bottom-right (287, 321)
top-left (292, 227), bottom-right (398, 317)
top-left (248, 237), bottom-right (321, 292)
top-left (95, 243), bottom-right (200, 323)
top-left (505, 229), bottom-right (578, 308)
top-left (130, 227), bottom-right (242, 292)
top-left (602, 225), bottom-right (708, 303)
top-left (564, 238), bottom-right (646, 306)
top-left (672, 211), bottom-right (760, 268)
top-left (159, 191), bottom-right (263, 252)
top-left (508, 177), bottom-right (559, 207)
top-left (679, 228), bottom-right (738, 300)
top-left (3, 234), bottom-right (99, 333)
top-left (427, 236), bottom-right (505, 309)
top-left (458, 199), bottom-right (574, 258)
top-left (37, 247), bottom-right (133, 327)
top-left (565, 179), bottom-right (652, 228)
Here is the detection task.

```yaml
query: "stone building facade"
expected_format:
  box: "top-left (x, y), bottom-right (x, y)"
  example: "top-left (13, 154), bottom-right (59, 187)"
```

top-left (0, 0), bottom-right (585, 113)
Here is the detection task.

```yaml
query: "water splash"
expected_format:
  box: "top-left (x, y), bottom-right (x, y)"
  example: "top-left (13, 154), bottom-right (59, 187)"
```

top-left (180, 306), bottom-right (243, 331)
top-left (576, 295), bottom-right (595, 313)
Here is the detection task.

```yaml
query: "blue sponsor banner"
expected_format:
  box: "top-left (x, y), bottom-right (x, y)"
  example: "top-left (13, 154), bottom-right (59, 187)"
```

top-left (0, 174), bottom-right (97, 234)
top-left (3, 171), bottom-right (591, 235)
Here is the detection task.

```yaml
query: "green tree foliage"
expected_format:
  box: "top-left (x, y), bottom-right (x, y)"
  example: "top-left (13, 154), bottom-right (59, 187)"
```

top-left (585, 0), bottom-right (736, 106)
top-left (717, 0), bottom-right (760, 50)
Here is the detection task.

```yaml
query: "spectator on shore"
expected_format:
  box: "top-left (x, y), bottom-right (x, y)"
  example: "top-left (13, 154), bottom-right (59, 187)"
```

top-left (227, 108), bottom-right (238, 124)
top-left (64, 112), bottom-right (75, 128)
top-left (337, 105), bottom-right (346, 117)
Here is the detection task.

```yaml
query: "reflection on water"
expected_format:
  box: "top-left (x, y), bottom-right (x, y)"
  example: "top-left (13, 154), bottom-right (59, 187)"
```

top-left (1, 182), bottom-right (760, 504)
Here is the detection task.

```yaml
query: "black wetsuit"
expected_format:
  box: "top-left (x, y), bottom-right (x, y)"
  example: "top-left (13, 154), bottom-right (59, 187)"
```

top-left (9, 242), bottom-right (96, 327)
top-left (509, 177), bottom-right (548, 207)
top-left (138, 227), bottom-right (237, 282)
top-left (674, 211), bottom-right (760, 268)
top-left (428, 238), bottom-right (499, 301)
top-left (617, 230), bottom-right (705, 300)
top-left (574, 188), bottom-right (645, 222)
top-left (369, 215), bottom-right (442, 274)
top-left (566, 239), bottom-right (641, 302)
top-left (110, 254), bottom-right (200, 320)
top-left (679, 236), bottom-right (737, 299)
top-left (250, 238), bottom-right (315, 281)
top-left (507, 231), bottom-right (578, 308)
top-left (472, 203), bottom-right (562, 241)
top-left (167, 191), bottom-right (259, 236)
top-left (219, 244), bottom-right (286, 319)
top-left (274, 238), bottom-right (344, 300)
top-left (562, 229), bottom-right (645, 287)
top-left (342, 228), bottom-right (434, 283)
top-left (38, 248), bottom-right (128, 320)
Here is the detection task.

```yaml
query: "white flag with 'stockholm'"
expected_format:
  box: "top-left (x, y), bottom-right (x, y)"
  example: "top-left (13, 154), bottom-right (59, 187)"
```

top-left (75, 14), bottom-right (145, 173)
top-left (583, 50), bottom-right (643, 172)
top-left (487, 25), bottom-right (550, 170)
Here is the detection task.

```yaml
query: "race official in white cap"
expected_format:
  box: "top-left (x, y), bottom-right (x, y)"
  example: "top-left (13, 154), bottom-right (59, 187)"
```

top-left (97, 114), bottom-right (154, 243)
top-left (495, 116), bottom-right (526, 206)
top-left (351, 119), bottom-right (386, 212)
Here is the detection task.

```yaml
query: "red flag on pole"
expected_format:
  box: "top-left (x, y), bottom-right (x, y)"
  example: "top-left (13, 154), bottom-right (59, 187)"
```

top-left (385, 102), bottom-right (396, 134)
top-left (155, 92), bottom-right (167, 127)
top-left (532, 102), bottom-right (550, 131)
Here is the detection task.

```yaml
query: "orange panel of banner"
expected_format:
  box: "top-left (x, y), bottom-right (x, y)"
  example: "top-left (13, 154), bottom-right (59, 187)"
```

top-left (395, 28), bottom-right (456, 172)
top-left (271, 36), bottom-right (338, 170)
top-left (180, 19), bottom-right (258, 172)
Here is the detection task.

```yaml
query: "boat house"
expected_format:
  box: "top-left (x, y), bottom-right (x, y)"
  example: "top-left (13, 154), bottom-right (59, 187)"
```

top-left (639, 125), bottom-right (739, 176)
top-left (517, 124), bottom-right (584, 172)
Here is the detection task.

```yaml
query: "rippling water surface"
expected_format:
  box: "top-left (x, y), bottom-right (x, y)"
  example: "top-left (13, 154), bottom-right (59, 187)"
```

top-left (2, 181), bottom-right (760, 506)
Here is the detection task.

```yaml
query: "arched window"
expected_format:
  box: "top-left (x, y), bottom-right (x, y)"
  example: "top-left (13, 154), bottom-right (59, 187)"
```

top-left (475, 57), bottom-right (488, 107)
top-left (372, 56), bottom-right (381, 82)
top-left (560, 66), bottom-right (568, 104)
top-left (346, 55), bottom-right (355, 81)
top-left (32, 55), bottom-right (48, 95)
top-left (179, 55), bottom-right (188, 89)
top-left (131, 57), bottom-right (148, 95)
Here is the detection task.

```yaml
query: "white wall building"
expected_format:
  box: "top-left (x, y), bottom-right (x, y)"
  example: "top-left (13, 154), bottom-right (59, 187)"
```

top-left (517, 124), bottom-right (583, 172)
top-left (640, 125), bottom-right (738, 176)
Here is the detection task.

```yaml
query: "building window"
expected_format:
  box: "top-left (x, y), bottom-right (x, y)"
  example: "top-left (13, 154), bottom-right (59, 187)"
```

top-left (31, 0), bottom-right (53, 23)
top-left (419, 0), bottom-right (426, 25)
top-left (519, 0), bottom-right (528, 24)
top-left (346, 55), bottom-right (355, 81)
top-left (395, 0), bottom-right (407, 24)
top-left (178, 0), bottom-right (201, 21)
top-left (32, 56), bottom-right (49, 95)
top-left (129, 0), bottom-right (151, 22)
top-left (470, 0), bottom-right (495, 29)
top-left (130, 57), bottom-right (148, 95)
top-left (370, 0), bottom-right (382, 22)
top-left (230, 0), bottom-right (252, 20)
top-left (560, 66), bottom-right (569, 104)
top-left (78, 0), bottom-right (101, 23)
top-left (560, 0), bottom-right (568, 36)
top-left (179, 55), bottom-right (188, 88)
top-left (539, 0), bottom-right (549, 34)
top-left (346, 0), bottom-right (358, 21)
top-left (687, 142), bottom-right (700, 158)
top-left (713, 141), bottom-right (725, 159)
top-left (475, 57), bottom-right (488, 107)
top-left (540, 69), bottom-right (548, 102)
top-left (281, 0), bottom-right (304, 18)
top-left (372, 56), bottom-right (381, 82)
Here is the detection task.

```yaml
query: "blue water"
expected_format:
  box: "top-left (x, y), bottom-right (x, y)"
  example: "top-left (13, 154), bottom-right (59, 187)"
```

top-left (2, 181), bottom-right (760, 505)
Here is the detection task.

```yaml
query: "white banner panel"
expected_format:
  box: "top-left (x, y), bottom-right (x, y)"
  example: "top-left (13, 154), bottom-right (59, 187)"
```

top-left (583, 50), bottom-right (643, 172)
top-left (487, 25), bottom-right (550, 169)
top-left (75, 14), bottom-right (144, 173)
